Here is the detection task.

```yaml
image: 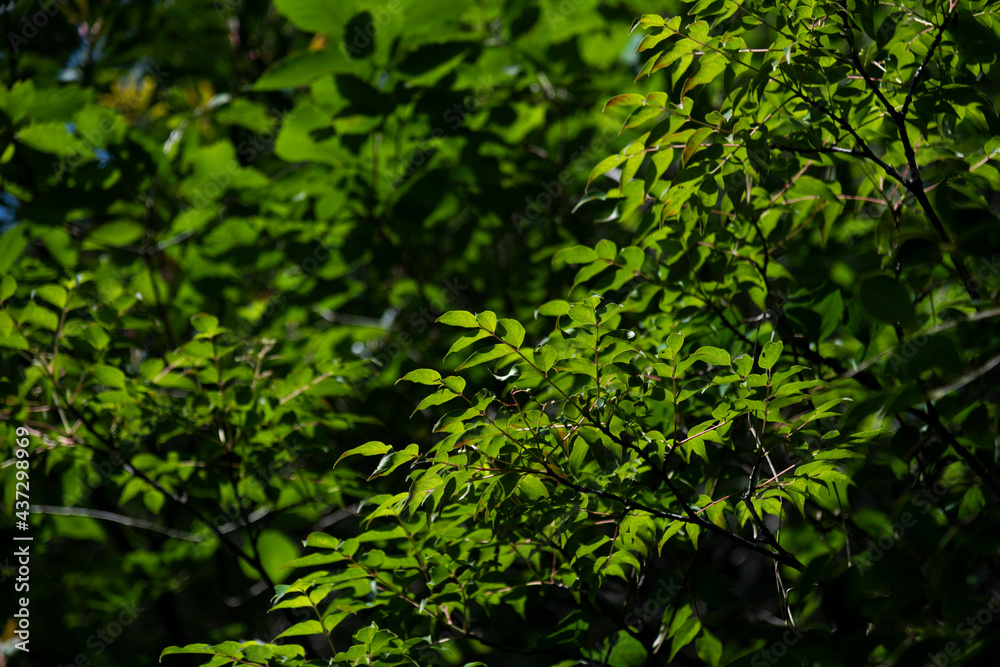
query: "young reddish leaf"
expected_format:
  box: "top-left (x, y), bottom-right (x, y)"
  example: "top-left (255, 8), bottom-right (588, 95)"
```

top-left (603, 94), bottom-right (645, 112)
top-left (682, 127), bottom-right (713, 167)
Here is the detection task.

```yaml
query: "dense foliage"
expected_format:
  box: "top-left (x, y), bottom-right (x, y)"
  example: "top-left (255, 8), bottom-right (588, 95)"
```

top-left (2, 0), bottom-right (1000, 666)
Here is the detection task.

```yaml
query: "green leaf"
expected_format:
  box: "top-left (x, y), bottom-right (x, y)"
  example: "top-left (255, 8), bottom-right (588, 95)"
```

top-left (36, 284), bottom-right (67, 309)
top-left (0, 225), bottom-right (28, 277)
top-left (567, 303), bottom-right (598, 326)
top-left (573, 536), bottom-right (611, 562)
top-left (274, 620), bottom-right (326, 639)
top-left (496, 318), bottom-right (525, 348)
top-left (595, 239), bottom-right (617, 260)
top-left (413, 388), bottom-right (462, 413)
top-left (636, 32), bottom-right (671, 53)
top-left (572, 191), bottom-right (609, 213)
top-left (659, 334), bottom-right (682, 359)
top-left (160, 644), bottom-right (216, 659)
top-left (242, 645), bottom-right (273, 662)
top-left (272, 0), bottom-right (351, 36)
top-left (685, 523), bottom-right (701, 549)
top-left (476, 311), bottom-right (498, 332)
top-left (696, 630), bottom-right (723, 666)
top-left (758, 341), bottom-right (783, 370)
top-left (85, 221), bottom-right (145, 249)
top-left (537, 300), bottom-right (571, 317)
top-left (371, 491), bottom-right (410, 525)
top-left (670, 618), bottom-right (702, 660)
top-left (621, 105), bottom-right (665, 133)
top-left (682, 127), bottom-right (713, 167)
top-left (603, 94), bottom-right (646, 112)
top-left (730, 354), bottom-right (751, 377)
top-left (334, 441), bottom-right (392, 468)
top-left (0, 275), bottom-right (15, 302)
top-left (191, 313), bottom-right (221, 337)
top-left (337, 538), bottom-right (360, 557)
top-left (681, 52), bottom-right (727, 97)
top-left (398, 369), bottom-right (442, 385)
top-left (278, 553), bottom-right (344, 570)
top-left (812, 448), bottom-right (863, 460)
top-left (620, 246), bottom-right (645, 271)
top-left (847, 428), bottom-right (894, 443)
top-left (252, 530), bottom-right (299, 584)
top-left (599, 303), bottom-right (622, 325)
top-left (437, 311), bottom-right (481, 328)
top-left (587, 154), bottom-right (626, 189)
top-left (304, 532), bottom-right (342, 549)
top-left (537, 345), bottom-right (557, 372)
top-left (94, 365), bottom-right (126, 389)
top-left (212, 641), bottom-right (243, 657)
top-left (631, 14), bottom-right (665, 33)
top-left (959, 486), bottom-right (985, 520)
top-left (271, 645), bottom-right (305, 659)
top-left (368, 443), bottom-right (419, 480)
top-left (143, 489), bottom-right (165, 514)
top-left (657, 522), bottom-right (686, 556)
top-left (439, 375), bottom-right (466, 394)
top-left (457, 344), bottom-right (515, 370)
top-left (554, 245), bottom-right (600, 264)
top-left (694, 346), bottom-right (731, 367)
top-left (83, 325), bottom-right (110, 350)
top-left (446, 330), bottom-right (491, 358)
top-left (17, 121), bottom-right (87, 156)
top-left (20, 301), bottom-right (58, 331)
top-left (517, 475), bottom-right (549, 500)
top-left (573, 260), bottom-right (611, 289)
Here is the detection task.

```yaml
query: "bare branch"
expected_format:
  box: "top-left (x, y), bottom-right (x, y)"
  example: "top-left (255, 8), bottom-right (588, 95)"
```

top-left (770, 142), bottom-right (863, 156)
top-left (32, 505), bottom-right (204, 541)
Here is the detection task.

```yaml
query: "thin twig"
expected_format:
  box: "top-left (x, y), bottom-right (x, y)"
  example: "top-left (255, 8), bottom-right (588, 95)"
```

top-left (32, 505), bottom-right (203, 541)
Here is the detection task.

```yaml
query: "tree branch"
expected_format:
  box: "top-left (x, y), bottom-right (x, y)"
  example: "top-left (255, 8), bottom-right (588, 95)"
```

top-left (901, 12), bottom-right (950, 121)
top-left (32, 505), bottom-right (204, 541)
top-left (770, 143), bottom-right (863, 156)
top-left (836, 3), bottom-right (978, 301)
top-left (587, 418), bottom-right (805, 571)
top-left (56, 401), bottom-right (278, 590)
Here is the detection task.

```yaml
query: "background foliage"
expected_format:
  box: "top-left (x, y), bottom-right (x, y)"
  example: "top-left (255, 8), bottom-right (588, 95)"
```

top-left (1, 0), bottom-right (1000, 666)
